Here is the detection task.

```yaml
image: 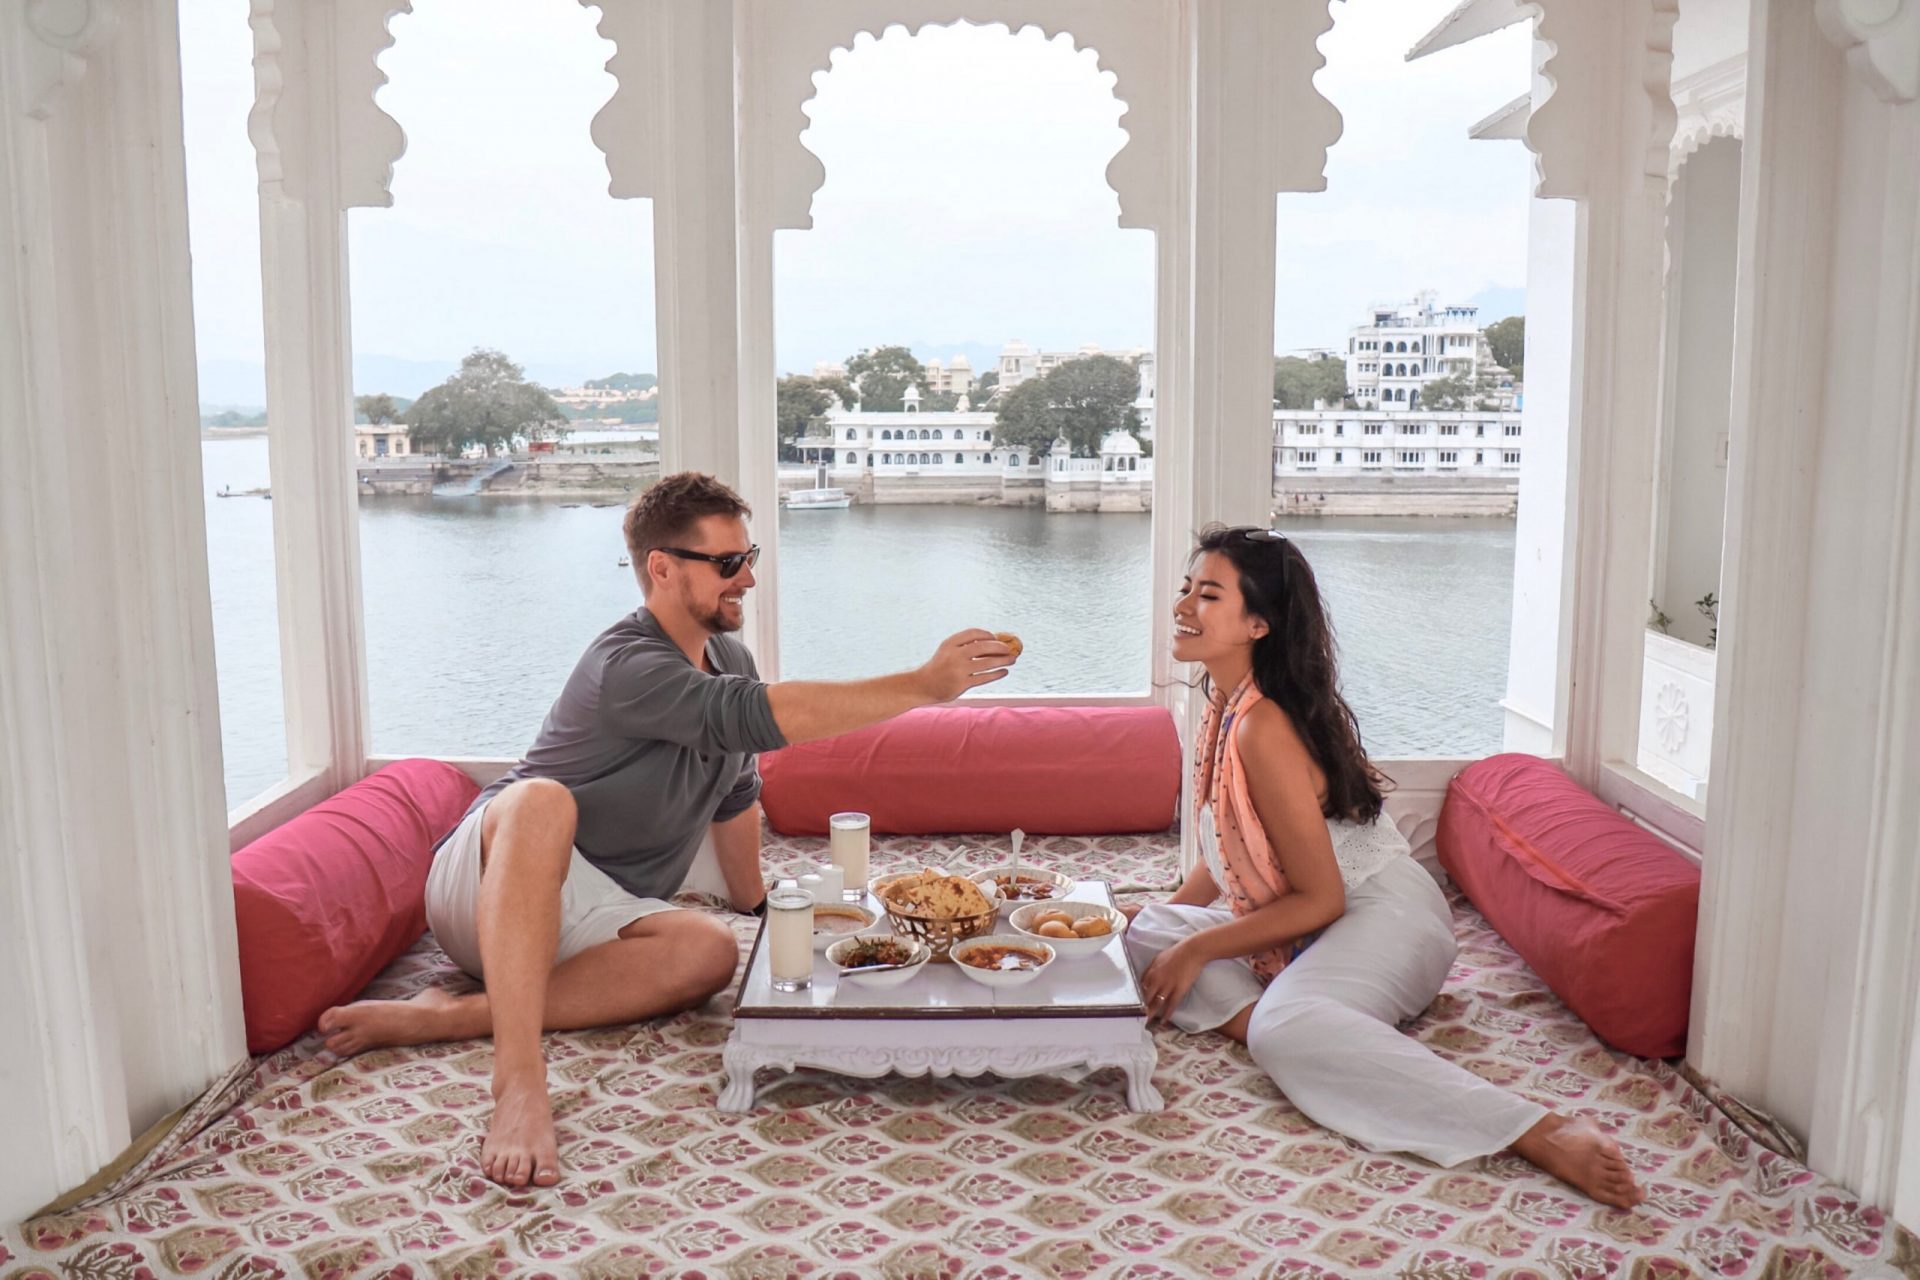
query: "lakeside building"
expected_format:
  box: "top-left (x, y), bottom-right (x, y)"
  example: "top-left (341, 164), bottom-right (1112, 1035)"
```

top-left (351, 423), bottom-right (411, 459)
top-left (1346, 292), bottom-right (1517, 411)
top-left (550, 383), bottom-right (658, 410)
top-left (921, 353), bottom-right (974, 397)
top-left (792, 404), bottom-right (1150, 511)
top-left (1271, 408), bottom-right (1523, 517)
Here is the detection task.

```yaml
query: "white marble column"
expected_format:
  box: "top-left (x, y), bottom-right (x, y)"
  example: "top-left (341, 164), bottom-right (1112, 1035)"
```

top-left (240, 0), bottom-right (407, 833)
top-left (1694, 0), bottom-right (1920, 1223)
top-left (0, 0), bottom-right (245, 1221)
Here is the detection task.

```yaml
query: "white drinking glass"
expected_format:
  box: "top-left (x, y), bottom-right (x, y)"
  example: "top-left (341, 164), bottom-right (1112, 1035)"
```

top-left (766, 885), bottom-right (815, 992)
top-left (828, 812), bottom-right (871, 901)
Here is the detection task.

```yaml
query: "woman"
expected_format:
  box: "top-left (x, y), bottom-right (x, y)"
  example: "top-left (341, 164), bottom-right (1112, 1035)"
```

top-left (1124, 524), bottom-right (1642, 1209)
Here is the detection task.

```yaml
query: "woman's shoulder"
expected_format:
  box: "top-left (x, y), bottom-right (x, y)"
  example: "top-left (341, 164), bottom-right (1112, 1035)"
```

top-left (1234, 699), bottom-right (1310, 764)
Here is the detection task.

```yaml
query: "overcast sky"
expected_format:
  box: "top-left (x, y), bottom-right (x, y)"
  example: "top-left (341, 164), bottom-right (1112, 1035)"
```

top-left (178, 0), bottom-right (1531, 398)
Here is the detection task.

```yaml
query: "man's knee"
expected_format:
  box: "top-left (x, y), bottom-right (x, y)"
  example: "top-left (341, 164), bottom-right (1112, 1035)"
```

top-left (481, 779), bottom-right (577, 875)
top-left (685, 913), bottom-right (741, 994)
top-left (633, 911), bottom-right (739, 999)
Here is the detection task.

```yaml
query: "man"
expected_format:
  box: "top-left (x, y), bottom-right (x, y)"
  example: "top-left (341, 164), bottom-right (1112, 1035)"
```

top-left (316, 472), bottom-right (1016, 1188)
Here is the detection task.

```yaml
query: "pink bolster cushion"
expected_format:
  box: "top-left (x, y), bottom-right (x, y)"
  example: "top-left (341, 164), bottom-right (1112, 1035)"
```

top-left (230, 758), bottom-right (480, 1054)
top-left (1436, 754), bottom-right (1700, 1058)
top-left (760, 705), bottom-right (1181, 836)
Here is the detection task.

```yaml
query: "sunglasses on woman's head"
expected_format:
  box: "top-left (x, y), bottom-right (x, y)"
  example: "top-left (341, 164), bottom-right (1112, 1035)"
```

top-left (657, 545), bottom-right (761, 578)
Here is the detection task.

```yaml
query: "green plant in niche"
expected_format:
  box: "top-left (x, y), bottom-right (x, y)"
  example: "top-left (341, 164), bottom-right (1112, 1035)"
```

top-left (1649, 600), bottom-right (1673, 635)
top-left (1696, 591), bottom-right (1718, 648)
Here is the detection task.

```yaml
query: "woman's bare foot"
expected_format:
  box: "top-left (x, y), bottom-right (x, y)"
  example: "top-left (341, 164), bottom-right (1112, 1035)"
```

top-left (317, 986), bottom-right (475, 1055)
top-left (1512, 1113), bottom-right (1643, 1209)
top-left (484, 1071), bottom-right (560, 1189)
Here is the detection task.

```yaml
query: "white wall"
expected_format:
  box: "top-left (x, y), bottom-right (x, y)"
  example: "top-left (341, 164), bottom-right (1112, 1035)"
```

top-left (1500, 197), bottom-right (1579, 754)
top-left (1655, 137), bottom-right (1740, 647)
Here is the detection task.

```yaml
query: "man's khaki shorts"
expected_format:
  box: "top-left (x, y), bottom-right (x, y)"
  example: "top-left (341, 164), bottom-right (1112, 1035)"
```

top-left (423, 800), bottom-right (680, 979)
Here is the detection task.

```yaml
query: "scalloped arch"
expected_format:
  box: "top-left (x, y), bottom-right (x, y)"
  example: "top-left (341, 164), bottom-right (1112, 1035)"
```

top-left (774, 17), bottom-right (1151, 232)
top-left (1668, 111), bottom-right (1742, 178)
top-left (248, 0), bottom-right (411, 208)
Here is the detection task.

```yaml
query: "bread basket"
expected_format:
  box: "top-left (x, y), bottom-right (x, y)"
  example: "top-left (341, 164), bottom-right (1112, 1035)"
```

top-left (872, 871), bottom-right (999, 960)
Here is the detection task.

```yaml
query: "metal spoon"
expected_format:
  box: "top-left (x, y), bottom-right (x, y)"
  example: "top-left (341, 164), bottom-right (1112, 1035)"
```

top-left (838, 960), bottom-right (920, 977)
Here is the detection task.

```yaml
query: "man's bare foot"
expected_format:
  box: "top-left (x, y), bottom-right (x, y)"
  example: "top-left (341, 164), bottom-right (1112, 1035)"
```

top-left (484, 1072), bottom-right (560, 1189)
top-left (1512, 1113), bottom-right (1643, 1209)
top-left (317, 986), bottom-right (471, 1056)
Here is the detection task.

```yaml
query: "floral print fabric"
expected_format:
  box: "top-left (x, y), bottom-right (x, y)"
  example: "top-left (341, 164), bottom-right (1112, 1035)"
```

top-left (6, 830), bottom-right (1917, 1279)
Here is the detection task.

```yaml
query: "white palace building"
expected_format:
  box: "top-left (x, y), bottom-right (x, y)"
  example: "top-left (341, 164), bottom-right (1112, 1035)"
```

top-left (7, 0), bottom-right (1920, 1265)
top-left (1347, 291), bottom-right (1519, 412)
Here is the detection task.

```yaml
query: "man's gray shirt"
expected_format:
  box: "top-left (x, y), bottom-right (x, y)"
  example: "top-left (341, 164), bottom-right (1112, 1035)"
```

top-left (458, 608), bottom-right (788, 901)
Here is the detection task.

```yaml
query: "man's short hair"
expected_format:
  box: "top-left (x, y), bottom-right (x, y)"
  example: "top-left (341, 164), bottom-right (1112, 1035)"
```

top-left (623, 472), bottom-right (752, 592)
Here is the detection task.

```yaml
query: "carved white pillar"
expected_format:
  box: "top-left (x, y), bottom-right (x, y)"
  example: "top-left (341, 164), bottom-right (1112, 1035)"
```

top-left (1691, 0), bottom-right (1920, 1222)
top-left (585, 0), bottom-right (771, 656)
top-left (0, 0), bottom-right (245, 1221)
top-left (1525, 0), bottom-right (1681, 788)
top-left (1161, 0), bottom-right (1338, 864)
top-left (245, 0), bottom-right (404, 811)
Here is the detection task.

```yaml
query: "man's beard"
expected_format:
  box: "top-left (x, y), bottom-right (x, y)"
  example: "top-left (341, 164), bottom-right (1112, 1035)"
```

top-left (681, 581), bottom-right (742, 634)
top-left (698, 602), bottom-right (742, 634)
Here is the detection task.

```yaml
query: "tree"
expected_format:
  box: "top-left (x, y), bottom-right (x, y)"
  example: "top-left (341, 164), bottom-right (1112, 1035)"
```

top-left (844, 345), bottom-right (926, 412)
top-left (1418, 369), bottom-right (1504, 411)
top-left (1272, 355), bottom-right (1349, 409)
top-left (355, 393), bottom-right (399, 425)
top-left (816, 374), bottom-right (857, 412)
top-left (993, 353), bottom-right (1141, 458)
top-left (776, 375), bottom-right (836, 458)
top-left (1483, 315), bottom-right (1524, 380)
top-left (403, 349), bottom-right (567, 456)
top-left (970, 370), bottom-right (1000, 406)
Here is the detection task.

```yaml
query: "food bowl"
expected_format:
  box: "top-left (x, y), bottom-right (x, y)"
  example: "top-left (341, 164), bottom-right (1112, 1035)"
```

top-left (826, 934), bottom-right (931, 988)
top-left (974, 866), bottom-right (1074, 909)
top-left (1008, 901), bottom-right (1127, 959)
top-left (873, 870), bottom-right (999, 960)
top-left (811, 902), bottom-right (878, 951)
top-left (950, 935), bottom-right (1055, 989)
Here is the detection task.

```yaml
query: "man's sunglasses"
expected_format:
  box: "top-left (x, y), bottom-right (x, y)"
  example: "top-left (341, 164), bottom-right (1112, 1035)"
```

top-left (657, 545), bottom-right (761, 578)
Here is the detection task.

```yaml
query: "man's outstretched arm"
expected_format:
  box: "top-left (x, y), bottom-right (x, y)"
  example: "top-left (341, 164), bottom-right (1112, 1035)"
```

top-left (764, 628), bottom-right (1014, 746)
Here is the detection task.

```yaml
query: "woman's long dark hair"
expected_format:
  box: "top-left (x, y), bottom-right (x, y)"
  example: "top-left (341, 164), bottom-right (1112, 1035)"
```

top-left (1194, 524), bottom-right (1385, 823)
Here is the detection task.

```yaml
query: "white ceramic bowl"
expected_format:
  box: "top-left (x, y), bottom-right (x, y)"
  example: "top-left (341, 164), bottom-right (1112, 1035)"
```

top-left (811, 902), bottom-right (878, 951)
top-left (1008, 901), bottom-right (1127, 959)
top-left (973, 866), bottom-right (1074, 916)
top-left (949, 934), bottom-right (1055, 989)
top-left (825, 934), bottom-right (931, 987)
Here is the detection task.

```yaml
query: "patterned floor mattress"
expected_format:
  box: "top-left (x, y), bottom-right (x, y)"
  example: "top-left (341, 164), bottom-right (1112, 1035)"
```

top-left (7, 830), bottom-right (1917, 1279)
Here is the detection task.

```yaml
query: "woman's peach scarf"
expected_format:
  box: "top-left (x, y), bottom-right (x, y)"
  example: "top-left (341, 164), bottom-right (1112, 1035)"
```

top-left (1194, 675), bottom-right (1299, 982)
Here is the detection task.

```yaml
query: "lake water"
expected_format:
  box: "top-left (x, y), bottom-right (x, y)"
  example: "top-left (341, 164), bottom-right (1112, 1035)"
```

top-left (202, 438), bottom-right (1514, 808)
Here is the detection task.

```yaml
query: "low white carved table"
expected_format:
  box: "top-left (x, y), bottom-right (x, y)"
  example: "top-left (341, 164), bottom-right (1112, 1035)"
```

top-left (722, 879), bottom-right (1163, 1113)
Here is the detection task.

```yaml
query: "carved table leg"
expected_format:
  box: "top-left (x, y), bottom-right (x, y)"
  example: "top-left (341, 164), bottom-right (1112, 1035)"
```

top-left (1122, 1035), bottom-right (1165, 1112)
top-left (718, 1035), bottom-right (762, 1113)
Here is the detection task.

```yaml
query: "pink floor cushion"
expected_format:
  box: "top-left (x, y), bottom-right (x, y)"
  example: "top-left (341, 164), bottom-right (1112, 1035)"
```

top-left (760, 705), bottom-right (1182, 836)
top-left (1436, 753), bottom-right (1701, 1058)
top-left (230, 758), bottom-right (480, 1054)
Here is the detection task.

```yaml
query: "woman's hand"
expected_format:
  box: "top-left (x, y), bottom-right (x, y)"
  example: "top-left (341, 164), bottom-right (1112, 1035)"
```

top-left (1117, 901), bottom-right (1146, 922)
top-left (1139, 938), bottom-right (1209, 1028)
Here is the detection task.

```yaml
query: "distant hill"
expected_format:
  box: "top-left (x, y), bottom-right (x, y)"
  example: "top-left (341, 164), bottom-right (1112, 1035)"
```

top-left (585, 372), bottom-right (657, 392)
top-left (196, 355), bottom-right (659, 410)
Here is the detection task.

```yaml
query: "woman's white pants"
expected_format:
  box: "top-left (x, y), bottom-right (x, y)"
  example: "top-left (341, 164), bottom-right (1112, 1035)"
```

top-left (1125, 856), bottom-right (1545, 1168)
